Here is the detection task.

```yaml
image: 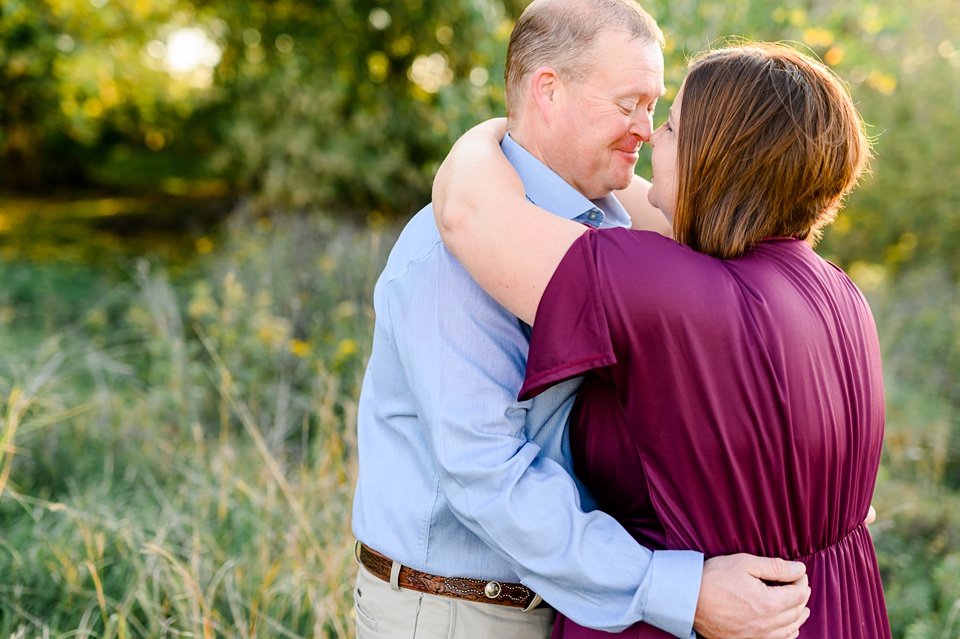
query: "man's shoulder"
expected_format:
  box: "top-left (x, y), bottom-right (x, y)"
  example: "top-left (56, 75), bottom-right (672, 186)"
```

top-left (379, 203), bottom-right (483, 290)
top-left (380, 204), bottom-right (443, 280)
top-left (374, 202), bottom-right (523, 335)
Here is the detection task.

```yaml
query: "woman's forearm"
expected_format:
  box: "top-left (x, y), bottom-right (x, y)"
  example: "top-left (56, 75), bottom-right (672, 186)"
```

top-left (433, 119), bottom-right (586, 325)
top-left (433, 119), bottom-right (519, 245)
top-left (614, 175), bottom-right (673, 237)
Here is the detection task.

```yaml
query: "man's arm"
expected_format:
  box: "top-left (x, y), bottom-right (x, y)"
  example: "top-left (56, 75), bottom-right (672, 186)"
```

top-left (384, 240), bottom-right (703, 636)
top-left (614, 175), bottom-right (674, 237)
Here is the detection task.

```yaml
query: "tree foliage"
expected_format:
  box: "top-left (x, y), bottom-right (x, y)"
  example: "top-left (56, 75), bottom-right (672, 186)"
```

top-left (0, 0), bottom-right (217, 189)
top-left (1, 0), bottom-right (959, 268)
top-left (3, 3), bottom-right (960, 637)
top-left (205, 0), bottom-right (512, 217)
top-left (0, 0), bottom-right (515, 216)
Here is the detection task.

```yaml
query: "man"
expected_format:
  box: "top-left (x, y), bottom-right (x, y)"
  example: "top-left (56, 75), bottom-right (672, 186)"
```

top-left (351, 1), bottom-right (811, 637)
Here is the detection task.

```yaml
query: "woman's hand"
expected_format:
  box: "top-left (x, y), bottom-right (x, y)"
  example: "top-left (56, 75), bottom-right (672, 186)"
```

top-left (470, 117), bottom-right (509, 142)
top-left (433, 118), bottom-right (513, 233)
top-left (430, 118), bottom-right (587, 325)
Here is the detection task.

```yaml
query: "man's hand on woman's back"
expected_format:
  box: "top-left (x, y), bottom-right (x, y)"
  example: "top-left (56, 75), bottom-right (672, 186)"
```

top-left (693, 554), bottom-right (811, 639)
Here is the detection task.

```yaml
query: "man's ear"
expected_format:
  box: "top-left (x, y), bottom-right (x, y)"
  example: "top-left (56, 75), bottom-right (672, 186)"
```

top-left (530, 66), bottom-right (562, 123)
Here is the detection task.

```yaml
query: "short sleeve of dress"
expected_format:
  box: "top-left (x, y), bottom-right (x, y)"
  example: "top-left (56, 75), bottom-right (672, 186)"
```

top-left (518, 229), bottom-right (617, 400)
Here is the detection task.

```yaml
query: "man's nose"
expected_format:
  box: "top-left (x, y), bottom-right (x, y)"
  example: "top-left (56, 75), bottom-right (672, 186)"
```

top-left (647, 125), bottom-right (660, 147)
top-left (630, 113), bottom-right (654, 143)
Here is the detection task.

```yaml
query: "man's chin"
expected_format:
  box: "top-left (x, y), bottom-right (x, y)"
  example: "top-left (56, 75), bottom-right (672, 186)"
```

top-left (587, 172), bottom-right (635, 198)
top-left (612, 176), bottom-right (636, 193)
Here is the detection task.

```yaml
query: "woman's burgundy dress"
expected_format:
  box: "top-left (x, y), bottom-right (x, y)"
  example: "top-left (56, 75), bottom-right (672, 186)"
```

top-left (519, 230), bottom-right (890, 639)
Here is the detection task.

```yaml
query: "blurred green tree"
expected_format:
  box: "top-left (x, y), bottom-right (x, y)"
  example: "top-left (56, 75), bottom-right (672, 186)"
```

top-left (203, 0), bottom-right (513, 218)
top-left (1, 0), bottom-right (958, 269)
top-left (1, 0), bottom-right (75, 189)
top-left (0, 0), bottom-right (518, 214)
top-left (0, 0), bottom-right (221, 191)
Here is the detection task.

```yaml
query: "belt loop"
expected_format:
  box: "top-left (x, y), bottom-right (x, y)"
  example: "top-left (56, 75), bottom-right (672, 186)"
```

top-left (354, 540), bottom-right (363, 564)
top-left (389, 560), bottom-right (402, 591)
top-left (522, 594), bottom-right (543, 612)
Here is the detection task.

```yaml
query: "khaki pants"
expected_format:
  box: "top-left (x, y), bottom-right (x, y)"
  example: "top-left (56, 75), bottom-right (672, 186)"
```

top-left (353, 565), bottom-right (556, 638)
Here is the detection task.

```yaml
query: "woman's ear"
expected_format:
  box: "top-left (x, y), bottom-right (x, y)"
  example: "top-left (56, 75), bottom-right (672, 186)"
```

top-left (530, 66), bottom-right (561, 123)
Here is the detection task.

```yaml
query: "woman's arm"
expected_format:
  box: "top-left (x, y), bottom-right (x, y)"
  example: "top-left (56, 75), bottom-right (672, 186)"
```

top-left (433, 119), bottom-right (587, 325)
top-left (614, 175), bottom-right (674, 237)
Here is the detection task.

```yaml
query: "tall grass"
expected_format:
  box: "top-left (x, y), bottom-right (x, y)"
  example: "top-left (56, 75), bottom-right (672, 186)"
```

top-left (0, 210), bottom-right (398, 637)
top-left (853, 265), bottom-right (960, 639)
top-left (1, 210), bottom-right (959, 637)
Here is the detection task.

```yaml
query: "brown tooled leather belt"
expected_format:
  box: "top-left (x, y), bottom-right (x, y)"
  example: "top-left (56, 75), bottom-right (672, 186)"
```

top-left (357, 543), bottom-right (548, 610)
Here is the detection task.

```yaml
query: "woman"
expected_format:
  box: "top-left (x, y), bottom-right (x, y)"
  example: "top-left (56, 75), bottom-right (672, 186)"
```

top-left (432, 42), bottom-right (890, 638)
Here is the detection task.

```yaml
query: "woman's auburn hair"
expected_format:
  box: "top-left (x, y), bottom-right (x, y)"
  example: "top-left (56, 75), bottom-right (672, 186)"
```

top-left (673, 41), bottom-right (873, 259)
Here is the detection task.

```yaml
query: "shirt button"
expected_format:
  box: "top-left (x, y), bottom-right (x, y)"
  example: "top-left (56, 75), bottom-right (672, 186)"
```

top-left (588, 211), bottom-right (600, 221)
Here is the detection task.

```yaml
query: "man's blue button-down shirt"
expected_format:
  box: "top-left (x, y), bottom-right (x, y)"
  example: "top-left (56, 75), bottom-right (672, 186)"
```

top-left (352, 133), bottom-right (702, 636)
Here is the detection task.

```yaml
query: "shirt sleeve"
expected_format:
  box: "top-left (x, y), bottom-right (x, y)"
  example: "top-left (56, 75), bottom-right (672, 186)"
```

top-left (519, 228), bottom-right (703, 636)
top-left (520, 229), bottom-right (616, 400)
top-left (386, 236), bottom-right (701, 637)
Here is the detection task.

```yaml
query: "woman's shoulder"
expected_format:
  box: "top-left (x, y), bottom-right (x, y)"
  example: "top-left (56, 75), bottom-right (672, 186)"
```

top-left (581, 228), bottom-right (735, 314)
top-left (590, 227), bottom-right (725, 280)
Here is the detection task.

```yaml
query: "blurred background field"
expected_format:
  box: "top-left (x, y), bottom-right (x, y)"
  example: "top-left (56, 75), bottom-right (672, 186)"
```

top-left (1, 0), bottom-right (959, 636)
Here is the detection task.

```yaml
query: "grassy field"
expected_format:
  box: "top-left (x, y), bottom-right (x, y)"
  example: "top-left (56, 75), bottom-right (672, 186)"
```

top-left (1, 211), bottom-right (959, 638)
top-left (0, 209), bottom-right (390, 637)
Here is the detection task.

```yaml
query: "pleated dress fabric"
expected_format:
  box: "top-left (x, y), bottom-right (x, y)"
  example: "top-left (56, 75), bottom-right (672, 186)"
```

top-left (518, 230), bottom-right (891, 639)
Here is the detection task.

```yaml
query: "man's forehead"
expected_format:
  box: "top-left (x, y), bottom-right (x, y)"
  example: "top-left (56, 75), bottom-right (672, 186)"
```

top-left (608, 79), bottom-right (665, 99)
top-left (590, 34), bottom-right (663, 70)
top-left (598, 52), bottom-right (666, 98)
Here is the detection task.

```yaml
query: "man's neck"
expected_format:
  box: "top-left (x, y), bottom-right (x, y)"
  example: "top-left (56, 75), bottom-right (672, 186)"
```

top-left (506, 124), bottom-right (549, 169)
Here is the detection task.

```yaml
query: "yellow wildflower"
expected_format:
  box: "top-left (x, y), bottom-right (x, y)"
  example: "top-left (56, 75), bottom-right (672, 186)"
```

top-left (196, 236), bottom-right (214, 255)
top-left (289, 339), bottom-right (313, 358)
top-left (337, 339), bottom-right (358, 356)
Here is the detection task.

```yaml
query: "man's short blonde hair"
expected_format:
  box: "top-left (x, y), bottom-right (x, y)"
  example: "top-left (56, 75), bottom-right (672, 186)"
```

top-left (505, 0), bottom-right (664, 118)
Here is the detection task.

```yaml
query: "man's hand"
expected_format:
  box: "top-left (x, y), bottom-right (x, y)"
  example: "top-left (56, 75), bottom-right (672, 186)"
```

top-left (865, 505), bottom-right (877, 526)
top-left (693, 554), bottom-right (811, 639)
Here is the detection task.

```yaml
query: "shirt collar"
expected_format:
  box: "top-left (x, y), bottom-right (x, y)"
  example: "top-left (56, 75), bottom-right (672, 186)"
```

top-left (501, 133), bottom-right (631, 228)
